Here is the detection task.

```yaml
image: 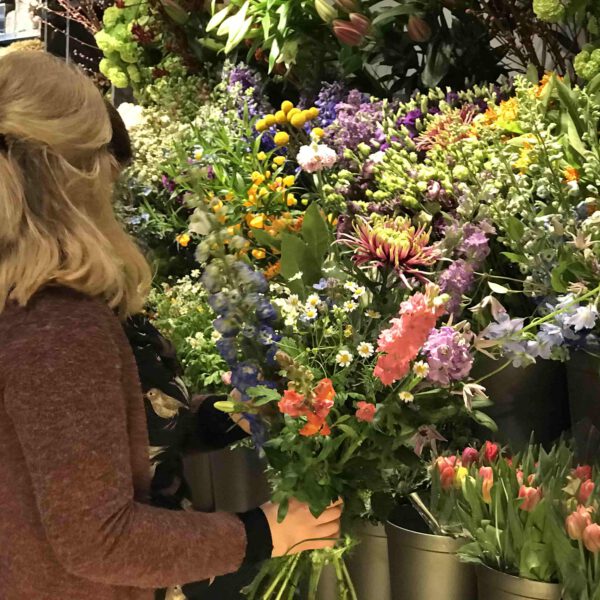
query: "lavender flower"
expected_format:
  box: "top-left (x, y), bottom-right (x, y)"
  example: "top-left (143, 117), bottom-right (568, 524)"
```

top-left (439, 260), bottom-right (475, 315)
top-left (458, 223), bottom-right (493, 263)
top-left (424, 326), bottom-right (474, 385)
top-left (315, 81), bottom-right (348, 127)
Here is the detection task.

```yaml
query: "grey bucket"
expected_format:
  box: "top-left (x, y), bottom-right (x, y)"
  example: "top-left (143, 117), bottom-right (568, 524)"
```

top-left (385, 505), bottom-right (477, 600)
top-left (477, 565), bottom-right (562, 600)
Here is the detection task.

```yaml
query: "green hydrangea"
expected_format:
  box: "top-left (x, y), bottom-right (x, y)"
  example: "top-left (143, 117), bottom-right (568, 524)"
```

top-left (574, 47), bottom-right (600, 81)
top-left (102, 6), bottom-right (121, 29)
top-left (533, 0), bottom-right (565, 23)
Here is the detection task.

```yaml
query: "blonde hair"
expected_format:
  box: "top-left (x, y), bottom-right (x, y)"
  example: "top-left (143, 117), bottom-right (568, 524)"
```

top-left (0, 51), bottom-right (151, 317)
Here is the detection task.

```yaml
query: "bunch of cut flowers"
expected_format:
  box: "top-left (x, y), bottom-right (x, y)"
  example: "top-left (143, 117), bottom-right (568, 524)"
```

top-left (189, 187), bottom-right (494, 597)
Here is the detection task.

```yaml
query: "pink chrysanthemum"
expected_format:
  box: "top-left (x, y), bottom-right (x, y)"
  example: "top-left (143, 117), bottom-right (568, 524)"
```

top-left (340, 216), bottom-right (438, 287)
top-left (374, 284), bottom-right (447, 386)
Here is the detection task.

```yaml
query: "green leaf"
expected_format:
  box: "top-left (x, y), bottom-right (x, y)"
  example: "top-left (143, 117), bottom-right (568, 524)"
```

top-left (246, 385), bottom-right (281, 405)
top-left (301, 203), bottom-right (331, 262)
top-left (276, 2), bottom-right (289, 33)
top-left (555, 76), bottom-right (585, 137)
top-left (472, 410), bottom-right (498, 432)
top-left (550, 263), bottom-right (569, 293)
top-left (251, 228), bottom-right (281, 250)
top-left (207, 5), bottom-right (231, 32)
top-left (268, 37), bottom-right (280, 73)
top-left (505, 215), bottom-right (525, 241)
top-left (422, 40), bottom-right (451, 88)
top-left (224, 1), bottom-right (252, 53)
top-left (501, 252), bottom-right (526, 265)
top-left (160, 0), bottom-right (189, 25)
top-left (371, 4), bottom-right (416, 27)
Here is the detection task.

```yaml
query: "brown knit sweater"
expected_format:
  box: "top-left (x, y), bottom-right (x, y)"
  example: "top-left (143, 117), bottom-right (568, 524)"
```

top-left (0, 287), bottom-right (253, 599)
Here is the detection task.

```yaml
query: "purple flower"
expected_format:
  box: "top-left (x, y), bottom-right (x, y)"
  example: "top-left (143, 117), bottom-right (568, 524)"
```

top-left (424, 326), bottom-right (474, 386)
top-left (161, 174), bottom-right (176, 193)
top-left (315, 81), bottom-right (349, 127)
top-left (439, 260), bottom-right (475, 315)
top-left (459, 223), bottom-right (492, 263)
top-left (231, 361), bottom-right (261, 393)
top-left (397, 108), bottom-right (424, 139)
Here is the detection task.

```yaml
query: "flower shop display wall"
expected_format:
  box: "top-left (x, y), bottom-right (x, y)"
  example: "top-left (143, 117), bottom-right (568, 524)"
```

top-left (93, 0), bottom-right (600, 596)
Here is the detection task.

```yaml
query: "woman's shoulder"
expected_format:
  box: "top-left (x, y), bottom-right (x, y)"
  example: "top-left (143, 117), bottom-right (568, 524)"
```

top-left (0, 286), bottom-right (118, 355)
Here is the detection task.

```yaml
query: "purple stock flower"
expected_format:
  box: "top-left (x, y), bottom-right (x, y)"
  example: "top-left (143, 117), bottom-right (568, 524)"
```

top-left (315, 81), bottom-right (349, 127)
top-left (459, 223), bottom-right (493, 263)
top-left (439, 260), bottom-right (475, 315)
top-left (397, 108), bottom-right (424, 139)
top-left (424, 326), bottom-right (474, 385)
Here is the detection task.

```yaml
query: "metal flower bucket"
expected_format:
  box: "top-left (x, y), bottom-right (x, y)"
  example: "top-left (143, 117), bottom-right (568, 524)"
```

top-left (476, 565), bottom-right (562, 600)
top-left (385, 505), bottom-right (477, 600)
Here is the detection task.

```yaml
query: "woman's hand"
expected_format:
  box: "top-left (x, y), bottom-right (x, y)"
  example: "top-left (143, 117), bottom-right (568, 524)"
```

top-left (261, 498), bottom-right (343, 557)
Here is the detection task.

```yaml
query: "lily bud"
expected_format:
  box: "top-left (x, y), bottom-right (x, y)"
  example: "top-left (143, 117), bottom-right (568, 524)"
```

top-left (348, 12), bottom-right (370, 35)
top-left (334, 0), bottom-right (359, 12)
top-left (315, 0), bottom-right (338, 23)
top-left (407, 15), bottom-right (432, 43)
top-left (333, 19), bottom-right (364, 46)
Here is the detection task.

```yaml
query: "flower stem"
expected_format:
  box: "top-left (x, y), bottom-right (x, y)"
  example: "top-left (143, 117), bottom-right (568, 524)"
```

top-left (474, 358), bottom-right (512, 384)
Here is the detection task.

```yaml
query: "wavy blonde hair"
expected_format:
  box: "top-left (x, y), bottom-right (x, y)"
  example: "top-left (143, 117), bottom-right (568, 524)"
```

top-left (0, 51), bottom-right (151, 317)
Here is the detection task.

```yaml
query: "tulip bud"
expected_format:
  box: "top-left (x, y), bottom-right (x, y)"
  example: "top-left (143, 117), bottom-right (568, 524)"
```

top-left (407, 15), bottom-right (432, 43)
top-left (462, 447), bottom-right (478, 467)
top-left (333, 19), bottom-right (364, 46)
top-left (479, 466), bottom-right (493, 504)
top-left (348, 12), bottom-right (371, 35)
top-left (579, 479), bottom-right (595, 505)
top-left (315, 0), bottom-right (338, 23)
top-left (455, 466), bottom-right (468, 488)
top-left (566, 506), bottom-right (593, 540)
top-left (573, 465), bottom-right (593, 481)
top-left (440, 465), bottom-right (455, 490)
top-left (583, 523), bottom-right (600, 553)
top-left (334, 0), bottom-right (359, 12)
top-left (518, 485), bottom-right (542, 512)
top-left (483, 440), bottom-right (500, 464)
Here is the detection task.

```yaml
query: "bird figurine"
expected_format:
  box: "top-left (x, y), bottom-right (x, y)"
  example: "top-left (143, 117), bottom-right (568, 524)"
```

top-left (165, 585), bottom-right (187, 600)
top-left (145, 388), bottom-right (188, 421)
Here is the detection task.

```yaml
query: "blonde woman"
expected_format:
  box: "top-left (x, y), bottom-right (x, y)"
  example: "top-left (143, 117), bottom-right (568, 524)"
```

top-left (0, 51), bottom-right (342, 599)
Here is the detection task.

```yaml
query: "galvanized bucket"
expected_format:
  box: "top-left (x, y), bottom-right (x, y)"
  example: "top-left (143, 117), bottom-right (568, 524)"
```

top-left (477, 565), bottom-right (562, 600)
top-left (385, 505), bottom-right (477, 600)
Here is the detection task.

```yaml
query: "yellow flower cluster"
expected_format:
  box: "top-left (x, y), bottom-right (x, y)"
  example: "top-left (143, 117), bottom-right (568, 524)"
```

top-left (255, 101), bottom-right (323, 146)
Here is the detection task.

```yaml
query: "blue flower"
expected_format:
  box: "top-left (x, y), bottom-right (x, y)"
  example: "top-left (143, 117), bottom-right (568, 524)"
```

top-left (231, 361), bottom-right (260, 392)
top-left (208, 292), bottom-right (231, 315)
top-left (256, 299), bottom-right (277, 322)
top-left (216, 338), bottom-right (237, 365)
top-left (214, 317), bottom-right (240, 338)
top-left (241, 323), bottom-right (258, 338)
top-left (313, 278), bottom-right (329, 290)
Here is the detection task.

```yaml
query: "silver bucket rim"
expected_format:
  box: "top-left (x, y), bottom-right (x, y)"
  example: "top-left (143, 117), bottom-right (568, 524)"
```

top-left (385, 518), bottom-right (466, 554)
top-left (476, 564), bottom-right (562, 599)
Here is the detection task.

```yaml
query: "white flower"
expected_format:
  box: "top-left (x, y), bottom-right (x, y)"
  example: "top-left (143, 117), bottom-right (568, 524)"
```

top-left (566, 305), bottom-right (599, 331)
top-left (193, 148), bottom-right (203, 161)
top-left (305, 307), bottom-right (318, 320)
top-left (369, 151), bottom-right (386, 164)
top-left (353, 286), bottom-right (367, 299)
top-left (413, 361), bottom-right (429, 378)
top-left (343, 300), bottom-right (358, 313)
top-left (287, 294), bottom-right (301, 308)
top-left (190, 269), bottom-right (201, 278)
top-left (289, 271), bottom-right (304, 282)
top-left (297, 143), bottom-right (338, 173)
top-left (211, 330), bottom-right (222, 342)
top-left (336, 350), bottom-right (354, 367)
top-left (344, 281), bottom-right (358, 292)
top-left (306, 294), bottom-right (321, 308)
top-left (357, 342), bottom-right (374, 358)
top-left (366, 309), bottom-right (381, 319)
top-left (399, 391), bottom-right (414, 403)
top-left (117, 102), bottom-right (145, 130)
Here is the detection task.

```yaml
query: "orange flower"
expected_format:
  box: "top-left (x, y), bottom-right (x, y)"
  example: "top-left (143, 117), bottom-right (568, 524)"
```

top-left (264, 261), bottom-right (281, 279)
top-left (175, 232), bottom-right (191, 247)
top-left (564, 167), bottom-right (580, 183)
top-left (300, 412), bottom-right (331, 437)
top-left (278, 389), bottom-right (307, 417)
top-left (252, 248), bottom-right (267, 260)
top-left (314, 378), bottom-right (335, 403)
top-left (246, 213), bottom-right (265, 229)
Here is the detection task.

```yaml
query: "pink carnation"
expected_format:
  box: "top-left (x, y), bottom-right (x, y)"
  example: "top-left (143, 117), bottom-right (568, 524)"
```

top-left (374, 285), bottom-right (446, 386)
top-left (297, 143), bottom-right (338, 173)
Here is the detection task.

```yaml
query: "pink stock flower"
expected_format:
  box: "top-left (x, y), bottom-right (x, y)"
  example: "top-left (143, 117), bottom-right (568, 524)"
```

top-left (483, 441), bottom-right (500, 464)
top-left (278, 389), bottom-right (307, 417)
top-left (583, 523), bottom-right (600, 553)
top-left (374, 285), bottom-right (446, 386)
top-left (579, 479), bottom-right (595, 505)
top-left (518, 485), bottom-right (543, 512)
top-left (356, 401), bottom-right (376, 422)
top-left (573, 465), bottom-right (593, 481)
top-left (479, 466), bottom-right (493, 504)
top-left (462, 447), bottom-right (479, 467)
top-left (566, 506), bottom-right (594, 541)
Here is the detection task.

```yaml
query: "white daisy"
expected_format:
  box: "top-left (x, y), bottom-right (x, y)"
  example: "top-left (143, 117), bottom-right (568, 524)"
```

top-left (336, 350), bottom-right (354, 367)
top-left (399, 391), bottom-right (414, 403)
top-left (366, 309), bottom-right (382, 319)
top-left (344, 281), bottom-right (358, 292)
top-left (353, 286), bottom-right (367, 299)
top-left (357, 342), bottom-right (374, 358)
top-left (413, 361), bottom-right (430, 378)
top-left (287, 294), bottom-right (301, 308)
top-left (343, 300), bottom-right (358, 313)
top-left (306, 293), bottom-right (321, 308)
top-left (305, 307), bottom-right (318, 320)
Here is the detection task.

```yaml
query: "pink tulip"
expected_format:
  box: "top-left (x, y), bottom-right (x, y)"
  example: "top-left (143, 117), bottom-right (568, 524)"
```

top-left (573, 465), bottom-right (593, 482)
top-left (440, 465), bottom-right (455, 490)
top-left (578, 480), bottom-right (595, 505)
top-left (518, 485), bottom-right (542, 512)
top-left (583, 523), bottom-right (600, 553)
top-left (516, 469), bottom-right (524, 486)
top-left (566, 506), bottom-right (594, 541)
top-left (479, 466), bottom-right (493, 504)
top-left (484, 441), bottom-right (500, 464)
top-left (462, 447), bottom-right (479, 467)
top-left (436, 456), bottom-right (457, 472)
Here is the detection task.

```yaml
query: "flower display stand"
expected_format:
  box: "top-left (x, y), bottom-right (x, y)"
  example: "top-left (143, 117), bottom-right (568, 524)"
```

top-left (385, 505), bottom-right (477, 600)
top-left (476, 566), bottom-right (561, 600)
